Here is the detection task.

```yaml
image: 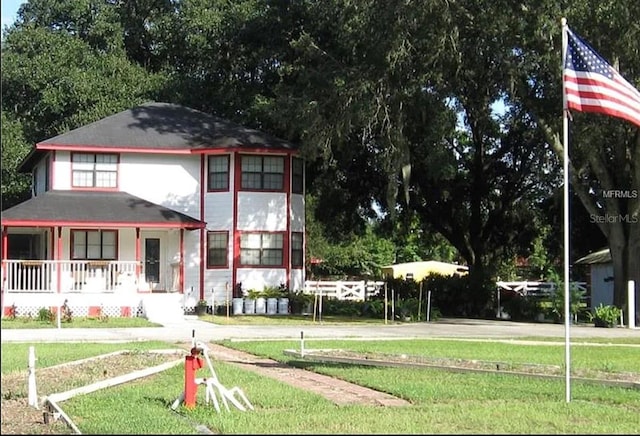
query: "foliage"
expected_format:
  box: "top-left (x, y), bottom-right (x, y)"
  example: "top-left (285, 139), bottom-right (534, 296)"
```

top-left (197, 299), bottom-right (209, 307)
top-left (502, 295), bottom-right (542, 322)
top-left (590, 304), bottom-right (621, 327)
top-left (61, 299), bottom-right (73, 323)
top-left (245, 289), bottom-right (263, 300)
top-left (287, 289), bottom-right (314, 314)
top-left (37, 307), bottom-right (53, 323)
top-left (547, 271), bottom-right (588, 322)
top-left (261, 286), bottom-right (285, 298)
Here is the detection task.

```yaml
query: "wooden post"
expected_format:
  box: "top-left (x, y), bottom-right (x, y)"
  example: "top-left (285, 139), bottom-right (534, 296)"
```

top-left (28, 346), bottom-right (38, 409)
top-left (225, 282), bottom-right (230, 319)
top-left (417, 282), bottom-right (423, 321)
top-left (384, 282), bottom-right (388, 325)
top-left (391, 287), bottom-right (395, 322)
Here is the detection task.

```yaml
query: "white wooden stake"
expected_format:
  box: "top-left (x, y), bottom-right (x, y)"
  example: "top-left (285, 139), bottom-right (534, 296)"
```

top-left (28, 346), bottom-right (38, 409)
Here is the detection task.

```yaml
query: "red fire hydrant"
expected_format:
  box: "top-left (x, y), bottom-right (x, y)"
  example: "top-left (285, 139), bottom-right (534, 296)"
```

top-left (183, 346), bottom-right (204, 408)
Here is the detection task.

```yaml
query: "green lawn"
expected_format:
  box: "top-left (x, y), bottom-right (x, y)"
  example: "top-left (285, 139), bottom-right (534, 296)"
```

top-left (0, 316), bottom-right (162, 329)
top-left (3, 338), bottom-right (637, 434)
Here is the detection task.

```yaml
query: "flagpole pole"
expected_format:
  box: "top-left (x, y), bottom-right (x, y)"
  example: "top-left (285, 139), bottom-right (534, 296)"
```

top-left (561, 17), bottom-right (571, 404)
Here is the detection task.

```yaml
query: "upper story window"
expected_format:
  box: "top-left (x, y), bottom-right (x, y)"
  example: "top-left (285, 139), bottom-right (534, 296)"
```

top-left (207, 231), bottom-right (229, 267)
top-left (71, 230), bottom-right (117, 260)
top-left (292, 157), bottom-right (304, 194)
top-left (291, 232), bottom-right (303, 267)
top-left (72, 153), bottom-right (117, 188)
top-left (240, 232), bottom-right (283, 266)
top-left (241, 155), bottom-right (284, 191)
top-left (208, 155), bottom-right (229, 191)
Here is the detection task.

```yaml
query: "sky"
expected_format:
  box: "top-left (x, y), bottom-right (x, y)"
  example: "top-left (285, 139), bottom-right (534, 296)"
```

top-left (1, 0), bottom-right (23, 32)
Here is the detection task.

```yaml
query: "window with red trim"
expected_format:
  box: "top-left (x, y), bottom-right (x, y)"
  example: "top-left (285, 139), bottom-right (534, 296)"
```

top-left (291, 232), bottom-right (303, 267)
top-left (207, 155), bottom-right (229, 191)
top-left (292, 157), bottom-right (304, 194)
top-left (241, 155), bottom-right (284, 191)
top-left (71, 230), bottom-right (117, 260)
top-left (240, 232), bottom-right (283, 266)
top-left (207, 231), bottom-right (229, 267)
top-left (72, 153), bottom-right (117, 188)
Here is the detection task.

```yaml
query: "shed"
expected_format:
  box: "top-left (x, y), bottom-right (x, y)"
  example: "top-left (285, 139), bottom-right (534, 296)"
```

top-left (381, 261), bottom-right (468, 282)
top-left (575, 247), bottom-right (612, 308)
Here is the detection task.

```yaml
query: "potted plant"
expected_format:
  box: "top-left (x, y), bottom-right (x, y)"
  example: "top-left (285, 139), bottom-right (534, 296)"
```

top-left (244, 289), bottom-right (261, 314)
top-left (195, 299), bottom-right (208, 316)
top-left (263, 286), bottom-right (284, 315)
top-left (589, 303), bottom-right (621, 328)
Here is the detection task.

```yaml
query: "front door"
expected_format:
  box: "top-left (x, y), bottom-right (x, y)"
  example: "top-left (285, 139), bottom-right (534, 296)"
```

top-left (145, 238), bottom-right (160, 286)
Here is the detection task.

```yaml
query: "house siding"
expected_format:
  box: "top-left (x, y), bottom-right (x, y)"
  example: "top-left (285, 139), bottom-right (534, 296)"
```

top-left (236, 192), bottom-right (288, 231)
top-left (52, 151), bottom-right (72, 190)
top-left (120, 153), bottom-right (201, 219)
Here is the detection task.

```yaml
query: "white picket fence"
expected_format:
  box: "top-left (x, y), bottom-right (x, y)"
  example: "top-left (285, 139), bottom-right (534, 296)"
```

top-left (303, 280), bottom-right (385, 301)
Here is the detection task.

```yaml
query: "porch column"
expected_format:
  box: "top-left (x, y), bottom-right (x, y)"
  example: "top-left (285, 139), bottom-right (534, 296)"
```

top-left (1, 226), bottom-right (7, 308)
top-left (56, 227), bottom-right (62, 293)
top-left (135, 228), bottom-right (141, 292)
top-left (179, 229), bottom-right (185, 293)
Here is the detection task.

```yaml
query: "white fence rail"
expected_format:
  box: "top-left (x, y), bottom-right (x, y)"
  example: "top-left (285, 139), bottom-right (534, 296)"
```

top-left (496, 281), bottom-right (587, 298)
top-left (303, 280), bottom-right (385, 301)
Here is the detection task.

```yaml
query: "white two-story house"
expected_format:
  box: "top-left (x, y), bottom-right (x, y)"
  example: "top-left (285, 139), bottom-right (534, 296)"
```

top-left (1, 102), bottom-right (305, 319)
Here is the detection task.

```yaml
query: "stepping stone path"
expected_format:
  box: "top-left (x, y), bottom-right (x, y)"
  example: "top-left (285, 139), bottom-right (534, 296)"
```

top-left (206, 344), bottom-right (411, 407)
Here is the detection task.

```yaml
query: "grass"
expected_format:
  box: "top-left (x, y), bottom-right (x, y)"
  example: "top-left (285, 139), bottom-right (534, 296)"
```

top-left (222, 338), bottom-right (640, 374)
top-left (0, 341), bottom-right (174, 374)
top-left (3, 338), bottom-right (638, 434)
top-left (0, 316), bottom-right (162, 329)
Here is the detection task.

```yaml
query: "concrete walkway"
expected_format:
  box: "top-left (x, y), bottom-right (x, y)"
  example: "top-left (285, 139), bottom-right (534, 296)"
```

top-left (1, 317), bottom-right (638, 344)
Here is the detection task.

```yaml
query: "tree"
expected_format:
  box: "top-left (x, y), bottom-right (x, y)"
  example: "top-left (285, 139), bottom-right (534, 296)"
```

top-left (1, 2), bottom-right (168, 211)
top-left (510, 1), bottom-right (640, 324)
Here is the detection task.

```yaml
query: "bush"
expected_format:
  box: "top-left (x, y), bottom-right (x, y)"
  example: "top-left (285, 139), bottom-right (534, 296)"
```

top-left (502, 295), bottom-right (541, 321)
top-left (37, 307), bottom-right (53, 323)
top-left (590, 304), bottom-right (621, 327)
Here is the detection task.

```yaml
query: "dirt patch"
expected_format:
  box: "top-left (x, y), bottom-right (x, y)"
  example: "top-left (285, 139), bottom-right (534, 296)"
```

top-left (292, 349), bottom-right (640, 384)
top-left (1, 350), bottom-right (184, 435)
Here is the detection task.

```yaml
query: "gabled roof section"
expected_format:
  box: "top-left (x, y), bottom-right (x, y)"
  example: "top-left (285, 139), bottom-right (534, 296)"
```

top-left (574, 248), bottom-right (611, 265)
top-left (20, 102), bottom-right (296, 171)
top-left (0, 190), bottom-right (206, 229)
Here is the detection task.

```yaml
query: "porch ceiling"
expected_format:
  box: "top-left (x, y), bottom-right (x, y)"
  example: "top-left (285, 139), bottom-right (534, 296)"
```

top-left (1, 190), bottom-right (206, 229)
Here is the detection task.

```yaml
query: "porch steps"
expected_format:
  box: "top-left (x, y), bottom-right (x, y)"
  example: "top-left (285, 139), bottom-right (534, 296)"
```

top-left (141, 293), bottom-right (186, 325)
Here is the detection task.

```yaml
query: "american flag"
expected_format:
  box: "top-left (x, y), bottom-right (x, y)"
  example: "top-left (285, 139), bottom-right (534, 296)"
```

top-left (563, 28), bottom-right (640, 127)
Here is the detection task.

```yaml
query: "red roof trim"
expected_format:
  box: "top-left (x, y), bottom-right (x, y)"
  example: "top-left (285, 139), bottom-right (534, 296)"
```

top-left (35, 144), bottom-right (299, 155)
top-left (0, 220), bottom-right (205, 229)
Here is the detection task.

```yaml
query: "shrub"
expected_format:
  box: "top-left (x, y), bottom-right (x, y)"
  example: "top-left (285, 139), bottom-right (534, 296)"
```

top-left (37, 307), bottom-right (53, 323)
top-left (590, 304), bottom-right (621, 327)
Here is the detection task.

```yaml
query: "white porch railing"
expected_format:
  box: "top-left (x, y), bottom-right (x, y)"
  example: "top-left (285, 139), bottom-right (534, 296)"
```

top-left (303, 280), bottom-right (385, 301)
top-left (2, 260), bottom-right (140, 293)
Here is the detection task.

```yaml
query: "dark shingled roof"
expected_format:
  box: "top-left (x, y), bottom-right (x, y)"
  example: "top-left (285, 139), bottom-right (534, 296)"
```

top-left (19, 102), bottom-right (296, 171)
top-left (1, 190), bottom-right (205, 228)
top-left (41, 102), bottom-right (295, 150)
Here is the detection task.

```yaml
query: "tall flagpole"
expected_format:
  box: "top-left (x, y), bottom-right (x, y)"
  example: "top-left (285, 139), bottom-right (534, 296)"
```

top-left (560, 17), bottom-right (571, 403)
